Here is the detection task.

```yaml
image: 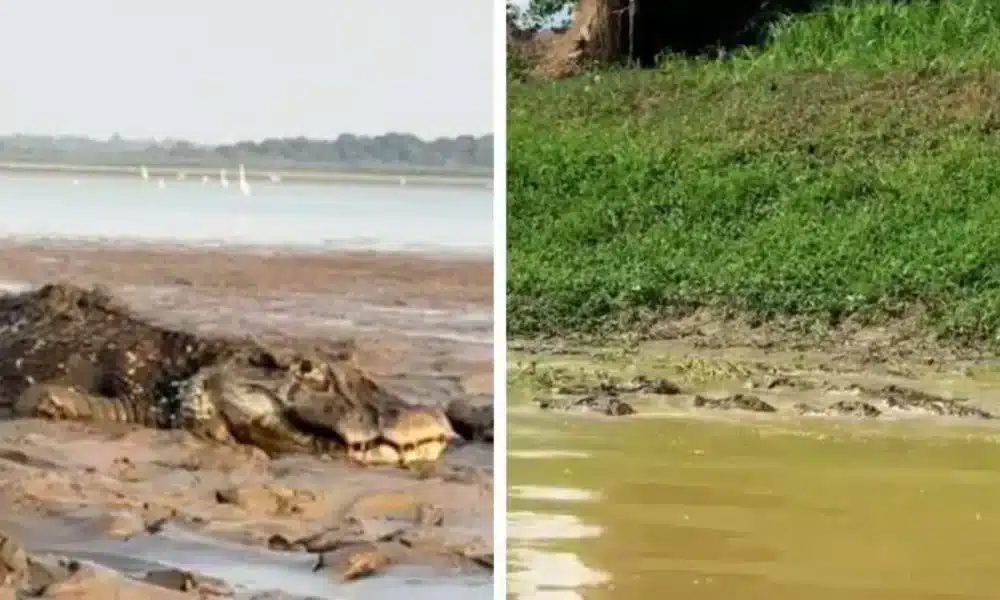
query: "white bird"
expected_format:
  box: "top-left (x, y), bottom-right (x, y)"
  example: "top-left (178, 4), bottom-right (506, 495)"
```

top-left (268, 172), bottom-right (281, 183)
top-left (219, 168), bottom-right (229, 188)
top-left (176, 171), bottom-right (187, 181)
top-left (140, 165), bottom-right (149, 181)
top-left (157, 178), bottom-right (166, 189)
top-left (238, 164), bottom-right (251, 196)
top-left (399, 176), bottom-right (407, 186)
top-left (201, 175), bottom-right (210, 184)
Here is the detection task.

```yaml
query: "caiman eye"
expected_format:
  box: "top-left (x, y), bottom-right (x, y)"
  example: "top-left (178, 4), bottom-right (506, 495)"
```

top-left (299, 360), bottom-right (313, 374)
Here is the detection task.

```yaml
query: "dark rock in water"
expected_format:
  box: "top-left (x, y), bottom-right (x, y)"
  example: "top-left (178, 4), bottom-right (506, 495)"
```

top-left (794, 399), bottom-right (881, 418)
top-left (879, 384), bottom-right (994, 419)
top-left (693, 394), bottom-right (775, 413)
top-left (536, 394), bottom-right (636, 416)
top-left (446, 398), bottom-right (494, 443)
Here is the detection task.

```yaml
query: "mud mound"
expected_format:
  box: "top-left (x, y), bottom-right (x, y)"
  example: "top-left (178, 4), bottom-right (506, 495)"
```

top-left (0, 282), bottom-right (232, 427)
top-left (0, 281), bottom-right (130, 321)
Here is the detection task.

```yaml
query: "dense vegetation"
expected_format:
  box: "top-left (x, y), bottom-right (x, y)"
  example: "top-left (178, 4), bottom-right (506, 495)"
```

top-left (508, 0), bottom-right (1000, 342)
top-left (0, 132), bottom-right (493, 175)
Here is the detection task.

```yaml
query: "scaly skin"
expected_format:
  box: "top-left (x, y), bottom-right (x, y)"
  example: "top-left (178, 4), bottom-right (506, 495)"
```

top-left (0, 282), bottom-right (458, 467)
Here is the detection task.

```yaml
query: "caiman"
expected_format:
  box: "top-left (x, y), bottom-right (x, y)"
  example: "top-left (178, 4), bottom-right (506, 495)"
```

top-left (0, 282), bottom-right (478, 467)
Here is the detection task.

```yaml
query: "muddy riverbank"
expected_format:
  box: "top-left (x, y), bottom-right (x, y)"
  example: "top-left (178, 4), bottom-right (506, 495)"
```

top-left (508, 320), bottom-right (1000, 600)
top-left (0, 244), bottom-right (494, 599)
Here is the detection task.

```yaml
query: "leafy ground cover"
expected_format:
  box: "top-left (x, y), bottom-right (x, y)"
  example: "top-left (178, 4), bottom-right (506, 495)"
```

top-left (508, 0), bottom-right (1000, 343)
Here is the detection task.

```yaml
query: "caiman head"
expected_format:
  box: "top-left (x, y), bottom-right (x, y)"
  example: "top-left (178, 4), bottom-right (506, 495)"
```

top-left (177, 347), bottom-right (458, 466)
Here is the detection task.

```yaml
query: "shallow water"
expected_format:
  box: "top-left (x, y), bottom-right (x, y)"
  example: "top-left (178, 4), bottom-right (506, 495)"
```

top-left (508, 408), bottom-right (1000, 600)
top-left (5, 520), bottom-right (491, 600)
top-left (0, 173), bottom-right (492, 254)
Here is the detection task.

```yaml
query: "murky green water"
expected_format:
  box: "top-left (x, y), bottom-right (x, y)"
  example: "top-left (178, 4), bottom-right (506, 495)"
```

top-left (508, 408), bottom-right (1000, 600)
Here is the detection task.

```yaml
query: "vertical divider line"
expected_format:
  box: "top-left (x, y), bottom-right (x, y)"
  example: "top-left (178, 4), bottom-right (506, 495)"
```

top-left (492, 0), bottom-right (509, 597)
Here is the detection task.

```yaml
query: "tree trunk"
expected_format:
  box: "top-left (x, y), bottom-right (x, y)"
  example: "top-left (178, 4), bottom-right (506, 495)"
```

top-left (534, 0), bottom-right (634, 79)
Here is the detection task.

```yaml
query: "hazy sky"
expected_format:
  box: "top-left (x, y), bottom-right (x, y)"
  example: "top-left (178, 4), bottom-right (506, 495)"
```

top-left (0, 1), bottom-right (493, 143)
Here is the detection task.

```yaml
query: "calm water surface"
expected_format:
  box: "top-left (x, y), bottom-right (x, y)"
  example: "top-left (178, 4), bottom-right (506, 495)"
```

top-left (509, 407), bottom-right (1000, 600)
top-left (0, 173), bottom-right (491, 253)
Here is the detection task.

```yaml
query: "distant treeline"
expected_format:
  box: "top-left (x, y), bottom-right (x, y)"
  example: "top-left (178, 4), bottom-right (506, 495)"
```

top-left (0, 132), bottom-right (494, 175)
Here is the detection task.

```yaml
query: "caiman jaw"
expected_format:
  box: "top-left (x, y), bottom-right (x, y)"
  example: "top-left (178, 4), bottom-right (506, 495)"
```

top-left (290, 421), bottom-right (396, 465)
top-left (333, 437), bottom-right (445, 468)
top-left (349, 441), bottom-right (403, 466)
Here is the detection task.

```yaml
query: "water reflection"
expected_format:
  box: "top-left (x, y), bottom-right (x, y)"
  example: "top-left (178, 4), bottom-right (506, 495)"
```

top-left (508, 509), bottom-right (609, 599)
top-left (508, 446), bottom-right (610, 600)
top-left (508, 411), bottom-right (1000, 600)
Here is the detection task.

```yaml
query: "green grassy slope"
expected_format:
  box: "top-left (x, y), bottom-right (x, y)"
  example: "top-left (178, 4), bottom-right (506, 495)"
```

top-left (508, 0), bottom-right (1000, 341)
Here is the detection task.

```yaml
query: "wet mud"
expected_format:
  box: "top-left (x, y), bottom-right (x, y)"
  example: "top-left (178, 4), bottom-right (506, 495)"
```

top-left (0, 243), bottom-right (493, 599)
top-left (512, 333), bottom-right (1000, 424)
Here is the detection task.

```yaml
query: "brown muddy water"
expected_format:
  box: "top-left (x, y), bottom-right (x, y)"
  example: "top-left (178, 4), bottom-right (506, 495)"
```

top-left (508, 345), bottom-right (1000, 600)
